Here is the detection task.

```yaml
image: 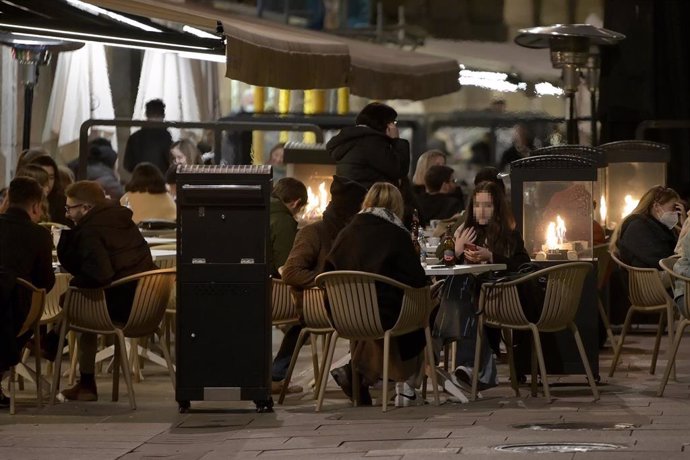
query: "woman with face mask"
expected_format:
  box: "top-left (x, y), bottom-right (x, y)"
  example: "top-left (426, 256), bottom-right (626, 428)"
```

top-left (434, 181), bottom-right (530, 392)
top-left (610, 185), bottom-right (686, 271)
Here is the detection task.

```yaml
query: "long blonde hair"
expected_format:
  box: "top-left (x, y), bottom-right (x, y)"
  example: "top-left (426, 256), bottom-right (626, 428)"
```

top-left (609, 185), bottom-right (680, 252)
top-left (412, 150), bottom-right (445, 186)
top-left (362, 182), bottom-right (404, 219)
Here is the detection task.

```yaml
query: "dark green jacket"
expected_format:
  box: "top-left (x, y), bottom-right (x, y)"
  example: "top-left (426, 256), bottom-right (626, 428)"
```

top-left (270, 198), bottom-right (298, 277)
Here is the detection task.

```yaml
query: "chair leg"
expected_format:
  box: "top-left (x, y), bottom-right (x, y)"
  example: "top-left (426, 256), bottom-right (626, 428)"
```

top-left (502, 328), bottom-right (519, 398)
top-left (650, 313), bottom-right (665, 375)
top-left (309, 332), bottom-right (319, 390)
top-left (112, 337), bottom-right (120, 402)
top-left (609, 306), bottom-right (635, 378)
top-left (382, 332), bottom-right (391, 412)
top-left (68, 332), bottom-right (78, 385)
top-left (278, 328), bottom-right (309, 404)
top-left (657, 319), bottom-right (688, 397)
top-left (666, 303), bottom-right (676, 381)
top-left (156, 330), bottom-right (176, 390)
top-left (316, 333), bottom-right (333, 397)
top-left (570, 323), bottom-right (600, 401)
top-left (529, 325), bottom-right (551, 402)
top-left (597, 298), bottom-right (617, 349)
top-left (116, 332), bottom-right (136, 410)
top-left (34, 325), bottom-right (42, 409)
top-left (530, 340), bottom-right (538, 397)
top-left (424, 326), bottom-right (440, 406)
top-left (315, 331), bottom-right (338, 412)
top-left (50, 320), bottom-right (69, 405)
top-left (470, 318), bottom-right (483, 401)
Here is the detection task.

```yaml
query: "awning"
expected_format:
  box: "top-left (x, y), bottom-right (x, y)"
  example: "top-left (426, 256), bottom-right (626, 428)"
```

top-left (86, 0), bottom-right (352, 90)
top-left (10, 0), bottom-right (460, 100)
top-left (87, 0), bottom-right (459, 100)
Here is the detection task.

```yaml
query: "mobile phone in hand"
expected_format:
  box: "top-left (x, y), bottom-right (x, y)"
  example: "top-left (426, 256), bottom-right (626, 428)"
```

top-left (465, 243), bottom-right (477, 251)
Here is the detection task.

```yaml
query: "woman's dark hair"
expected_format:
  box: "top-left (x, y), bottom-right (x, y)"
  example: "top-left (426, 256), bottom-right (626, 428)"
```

top-left (355, 102), bottom-right (397, 133)
top-left (465, 181), bottom-right (516, 257)
top-left (473, 166), bottom-right (505, 194)
top-left (125, 162), bottom-right (167, 194)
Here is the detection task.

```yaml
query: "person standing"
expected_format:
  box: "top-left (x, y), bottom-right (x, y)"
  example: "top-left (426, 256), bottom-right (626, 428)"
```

top-left (326, 102), bottom-right (409, 190)
top-left (56, 181), bottom-right (156, 401)
top-left (0, 177), bottom-right (55, 408)
top-left (123, 99), bottom-right (172, 174)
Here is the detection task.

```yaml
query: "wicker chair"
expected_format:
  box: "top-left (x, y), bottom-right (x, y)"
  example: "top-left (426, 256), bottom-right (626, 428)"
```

top-left (49, 268), bottom-right (176, 409)
top-left (278, 287), bottom-right (335, 405)
top-left (314, 271), bottom-right (440, 412)
top-left (471, 262), bottom-right (598, 403)
top-left (271, 278), bottom-right (300, 327)
top-left (657, 256), bottom-right (687, 396)
top-left (608, 251), bottom-right (674, 378)
top-left (592, 244), bottom-right (617, 348)
top-left (8, 279), bottom-right (46, 415)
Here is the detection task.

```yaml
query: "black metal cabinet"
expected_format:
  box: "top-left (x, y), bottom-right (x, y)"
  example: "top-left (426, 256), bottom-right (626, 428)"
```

top-left (175, 165), bottom-right (273, 412)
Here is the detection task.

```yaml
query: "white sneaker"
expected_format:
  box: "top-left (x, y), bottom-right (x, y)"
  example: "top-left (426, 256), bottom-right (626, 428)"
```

top-left (394, 382), bottom-right (424, 407)
top-left (443, 379), bottom-right (469, 403)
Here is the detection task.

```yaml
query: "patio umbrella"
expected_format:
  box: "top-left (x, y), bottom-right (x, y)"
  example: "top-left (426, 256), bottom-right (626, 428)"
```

top-left (132, 50), bottom-right (201, 142)
top-left (42, 42), bottom-right (116, 153)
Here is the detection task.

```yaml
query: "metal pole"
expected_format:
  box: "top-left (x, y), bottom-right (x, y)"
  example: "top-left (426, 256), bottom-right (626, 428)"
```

top-left (590, 88), bottom-right (598, 146)
top-left (22, 83), bottom-right (33, 150)
top-left (566, 93), bottom-right (579, 144)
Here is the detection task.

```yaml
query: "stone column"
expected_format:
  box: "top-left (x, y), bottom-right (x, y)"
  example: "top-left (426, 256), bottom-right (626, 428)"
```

top-left (0, 47), bottom-right (17, 188)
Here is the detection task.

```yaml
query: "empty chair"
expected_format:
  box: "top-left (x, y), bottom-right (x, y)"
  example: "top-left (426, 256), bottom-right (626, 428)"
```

top-left (315, 271), bottom-right (440, 412)
top-left (8, 278), bottom-right (46, 414)
top-left (50, 268), bottom-right (176, 409)
top-left (608, 251), bottom-right (674, 378)
top-left (657, 256), bottom-right (687, 396)
top-left (471, 262), bottom-right (598, 403)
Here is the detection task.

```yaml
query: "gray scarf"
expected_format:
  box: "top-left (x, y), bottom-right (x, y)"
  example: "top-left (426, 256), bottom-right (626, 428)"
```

top-left (360, 207), bottom-right (408, 233)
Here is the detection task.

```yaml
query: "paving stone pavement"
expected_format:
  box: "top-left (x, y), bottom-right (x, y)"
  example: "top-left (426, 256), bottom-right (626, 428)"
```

top-left (3, 331), bottom-right (690, 459)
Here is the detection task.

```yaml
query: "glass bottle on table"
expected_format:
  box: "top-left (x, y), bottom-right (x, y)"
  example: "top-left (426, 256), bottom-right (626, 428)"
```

top-left (442, 224), bottom-right (455, 266)
top-left (411, 209), bottom-right (423, 260)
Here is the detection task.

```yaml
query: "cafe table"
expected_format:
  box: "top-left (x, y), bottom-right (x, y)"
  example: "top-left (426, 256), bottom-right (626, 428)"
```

top-left (423, 262), bottom-right (507, 403)
top-left (145, 236), bottom-right (176, 246)
top-left (424, 263), bottom-right (507, 276)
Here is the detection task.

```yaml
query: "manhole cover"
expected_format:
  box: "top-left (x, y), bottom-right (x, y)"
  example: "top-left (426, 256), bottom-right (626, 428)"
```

top-left (513, 422), bottom-right (638, 431)
top-left (495, 442), bottom-right (626, 453)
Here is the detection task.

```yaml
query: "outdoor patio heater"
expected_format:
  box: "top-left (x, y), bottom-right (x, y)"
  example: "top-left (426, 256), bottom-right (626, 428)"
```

top-left (0, 34), bottom-right (82, 150)
top-left (514, 24), bottom-right (625, 144)
top-left (175, 164), bottom-right (274, 413)
top-left (510, 154), bottom-right (599, 376)
top-left (599, 140), bottom-right (670, 231)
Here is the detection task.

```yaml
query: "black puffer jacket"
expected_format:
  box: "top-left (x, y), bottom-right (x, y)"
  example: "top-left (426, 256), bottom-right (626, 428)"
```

top-left (617, 213), bottom-right (677, 268)
top-left (57, 204), bottom-right (156, 321)
top-left (326, 126), bottom-right (410, 190)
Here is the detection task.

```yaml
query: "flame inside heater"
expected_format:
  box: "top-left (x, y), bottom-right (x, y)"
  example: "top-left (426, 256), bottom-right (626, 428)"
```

top-left (621, 194), bottom-right (639, 220)
top-left (301, 181), bottom-right (329, 220)
top-left (545, 214), bottom-right (567, 250)
top-left (599, 195), bottom-right (607, 224)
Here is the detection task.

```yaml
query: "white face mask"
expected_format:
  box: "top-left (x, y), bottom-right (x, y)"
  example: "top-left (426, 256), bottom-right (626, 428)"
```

top-left (658, 210), bottom-right (679, 229)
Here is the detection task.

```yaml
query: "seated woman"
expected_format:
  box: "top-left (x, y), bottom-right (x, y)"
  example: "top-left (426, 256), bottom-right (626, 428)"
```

top-left (411, 149), bottom-right (446, 196)
top-left (170, 139), bottom-right (203, 166)
top-left (435, 181), bottom-right (530, 390)
top-left (610, 185), bottom-right (685, 271)
top-left (324, 182), bottom-right (428, 406)
top-left (17, 148), bottom-right (70, 226)
top-left (674, 229), bottom-right (690, 312)
top-left (120, 162), bottom-right (176, 224)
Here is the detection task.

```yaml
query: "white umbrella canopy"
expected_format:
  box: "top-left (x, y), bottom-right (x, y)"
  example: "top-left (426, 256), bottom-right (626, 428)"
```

top-left (42, 42), bottom-right (117, 156)
top-left (132, 50), bottom-right (201, 142)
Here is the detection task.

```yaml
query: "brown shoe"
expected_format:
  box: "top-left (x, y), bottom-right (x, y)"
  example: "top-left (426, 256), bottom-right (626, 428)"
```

top-left (271, 380), bottom-right (303, 395)
top-left (60, 380), bottom-right (98, 402)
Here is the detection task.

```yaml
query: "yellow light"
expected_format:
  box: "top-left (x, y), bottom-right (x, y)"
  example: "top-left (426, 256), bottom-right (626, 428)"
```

top-left (600, 195), bottom-right (607, 223)
top-left (545, 214), bottom-right (567, 249)
top-left (302, 181), bottom-right (329, 220)
top-left (622, 195), bottom-right (639, 220)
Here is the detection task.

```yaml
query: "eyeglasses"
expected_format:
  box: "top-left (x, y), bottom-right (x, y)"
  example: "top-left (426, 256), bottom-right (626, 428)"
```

top-left (64, 204), bottom-right (84, 211)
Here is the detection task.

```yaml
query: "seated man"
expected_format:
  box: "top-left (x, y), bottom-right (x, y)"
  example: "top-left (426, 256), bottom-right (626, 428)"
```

top-left (57, 181), bottom-right (156, 401)
top-left (417, 165), bottom-right (464, 227)
top-left (0, 177), bottom-right (55, 408)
